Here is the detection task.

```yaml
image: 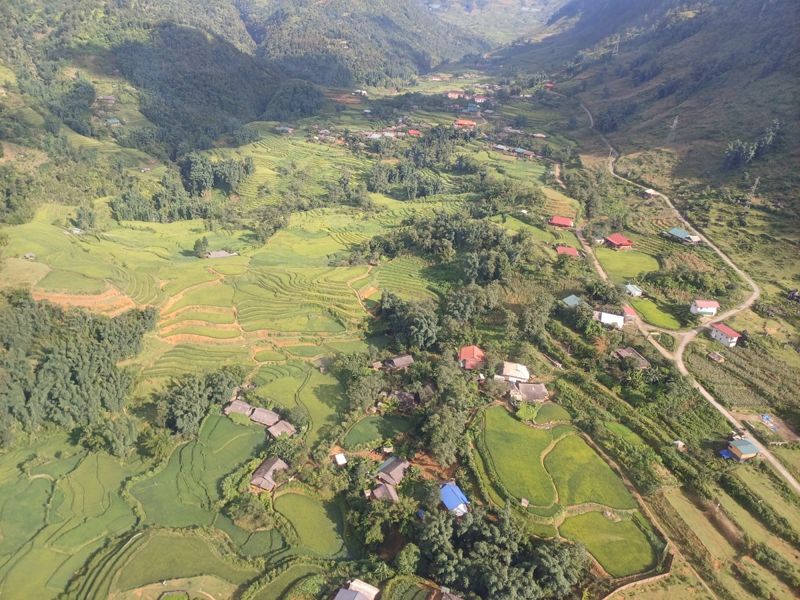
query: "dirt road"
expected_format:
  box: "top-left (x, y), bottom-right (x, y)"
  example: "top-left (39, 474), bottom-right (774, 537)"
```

top-left (577, 102), bottom-right (799, 494)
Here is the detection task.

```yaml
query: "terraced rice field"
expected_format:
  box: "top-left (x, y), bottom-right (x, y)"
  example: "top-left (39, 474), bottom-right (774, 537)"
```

top-left (373, 257), bottom-right (441, 301)
top-left (273, 493), bottom-right (346, 556)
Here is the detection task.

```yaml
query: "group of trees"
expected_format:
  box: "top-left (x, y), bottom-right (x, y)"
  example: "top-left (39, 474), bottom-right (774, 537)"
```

top-left (419, 507), bottom-right (587, 599)
top-left (723, 119), bottom-right (782, 170)
top-left (0, 291), bottom-right (156, 451)
top-left (360, 212), bottom-right (535, 284)
top-left (109, 174), bottom-right (214, 222)
top-left (158, 366), bottom-right (245, 436)
top-left (180, 153), bottom-right (255, 196)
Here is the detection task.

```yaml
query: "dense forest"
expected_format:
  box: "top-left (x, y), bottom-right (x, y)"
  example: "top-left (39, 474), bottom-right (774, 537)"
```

top-left (0, 291), bottom-right (156, 451)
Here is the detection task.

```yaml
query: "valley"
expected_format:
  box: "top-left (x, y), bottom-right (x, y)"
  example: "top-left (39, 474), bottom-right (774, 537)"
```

top-left (0, 2), bottom-right (799, 600)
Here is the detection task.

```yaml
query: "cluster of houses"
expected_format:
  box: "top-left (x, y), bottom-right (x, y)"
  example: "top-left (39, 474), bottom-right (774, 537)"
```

top-left (491, 143), bottom-right (537, 160)
top-left (458, 345), bottom-right (550, 403)
top-left (223, 397), bottom-right (298, 493)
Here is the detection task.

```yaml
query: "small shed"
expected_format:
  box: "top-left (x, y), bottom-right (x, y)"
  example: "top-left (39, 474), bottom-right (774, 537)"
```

top-left (561, 294), bottom-right (583, 309)
top-left (612, 347), bottom-right (651, 370)
top-left (625, 284), bottom-right (643, 297)
top-left (593, 311), bottom-right (625, 329)
top-left (334, 453), bottom-right (348, 467)
top-left (440, 482), bottom-right (469, 516)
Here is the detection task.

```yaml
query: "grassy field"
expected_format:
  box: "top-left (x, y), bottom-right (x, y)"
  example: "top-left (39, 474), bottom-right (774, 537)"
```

top-left (252, 563), bottom-right (324, 600)
top-left (595, 247), bottom-right (660, 282)
top-left (545, 434), bottom-right (638, 509)
top-left (343, 415), bottom-right (414, 449)
top-left (481, 406), bottom-right (559, 506)
top-left (131, 415), bottom-right (265, 527)
top-left (535, 402), bottom-right (572, 424)
top-left (630, 298), bottom-right (682, 329)
top-left (273, 493), bottom-right (346, 557)
top-left (559, 512), bottom-right (657, 577)
top-left (112, 532), bottom-right (258, 592)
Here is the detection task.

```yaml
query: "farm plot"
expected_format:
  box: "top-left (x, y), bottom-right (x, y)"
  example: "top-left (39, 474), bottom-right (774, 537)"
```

top-left (273, 493), bottom-right (346, 557)
top-left (343, 415), bottom-right (414, 449)
top-left (252, 563), bottom-right (324, 600)
top-left (544, 434), bottom-right (637, 509)
top-left (373, 257), bottom-right (441, 301)
top-left (111, 532), bottom-right (258, 593)
top-left (630, 298), bottom-right (681, 329)
top-left (595, 247), bottom-right (659, 282)
top-left (131, 416), bottom-right (265, 527)
top-left (559, 512), bottom-right (657, 577)
top-left (479, 406), bottom-right (560, 507)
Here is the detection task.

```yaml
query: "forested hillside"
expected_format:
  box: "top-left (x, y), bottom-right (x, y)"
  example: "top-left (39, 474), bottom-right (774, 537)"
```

top-left (235, 0), bottom-right (488, 85)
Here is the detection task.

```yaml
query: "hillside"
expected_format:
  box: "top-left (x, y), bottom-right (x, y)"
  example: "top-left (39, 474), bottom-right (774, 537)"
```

top-left (497, 0), bottom-right (800, 199)
top-left (235, 0), bottom-right (489, 86)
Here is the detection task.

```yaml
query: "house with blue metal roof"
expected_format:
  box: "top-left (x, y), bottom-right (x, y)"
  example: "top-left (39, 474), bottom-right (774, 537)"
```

top-left (665, 226), bottom-right (701, 245)
top-left (440, 482), bottom-right (469, 516)
top-left (728, 438), bottom-right (759, 462)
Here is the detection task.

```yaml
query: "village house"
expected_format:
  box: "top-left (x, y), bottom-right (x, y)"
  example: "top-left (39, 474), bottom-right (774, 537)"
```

top-left (250, 456), bottom-right (288, 492)
top-left (333, 579), bottom-right (381, 600)
top-left (605, 233), bottom-right (633, 250)
top-left (23, 252), bottom-right (37, 261)
top-left (556, 245), bottom-right (580, 258)
top-left (454, 118), bottom-right (476, 129)
top-left (561, 294), bottom-right (583, 309)
top-left (549, 215), bottom-right (574, 228)
top-left (224, 399), bottom-right (253, 417)
top-left (440, 482), bottom-right (469, 516)
top-left (407, 129), bottom-right (422, 137)
top-left (370, 482), bottom-right (400, 503)
top-left (593, 311), bottom-right (625, 329)
top-left (512, 382), bottom-right (549, 403)
top-left (727, 438), bottom-right (759, 462)
top-left (384, 354), bottom-right (414, 371)
top-left (710, 322), bottom-right (741, 348)
top-left (500, 361), bottom-right (530, 383)
top-left (445, 90), bottom-right (466, 100)
top-left (267, 420), bottom-right (296, 439)
top-left (612, 347), bottom-right (651, 370)
top-left (334, 453), bottom-right (347, 467)
top-left (458, 345), bottom-right (486, 370)
top-left (105, 117), bottom-right (122, 127)
top-left (625, 283), bottom-right (643, 297)
top-left (389, 390), bottom-right (418, 411)
top-left (250, 407), bottom-right (280, 427)
top-left (532, 132), bottom-right (548, 139)
top-left (376, 456), bottom-right (410, 486)
top-left (691, 299), bottom-right (720, 316)
top-left (642, 188), bottom-right (658, 198)
top-left (665, 226), bottom-right (701, 245)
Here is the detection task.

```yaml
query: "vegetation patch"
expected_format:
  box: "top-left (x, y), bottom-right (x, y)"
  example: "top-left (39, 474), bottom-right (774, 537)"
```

top-left (343, 414), bottom-right (414, 449)
top-left (273, 493), bottom-right (346, 557)
top-left (595, 248), bottom-right (660, 282)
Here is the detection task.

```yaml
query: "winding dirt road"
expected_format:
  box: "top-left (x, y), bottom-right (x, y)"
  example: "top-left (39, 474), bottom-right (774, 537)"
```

top-left (577, 102), bottom-right (799, 494)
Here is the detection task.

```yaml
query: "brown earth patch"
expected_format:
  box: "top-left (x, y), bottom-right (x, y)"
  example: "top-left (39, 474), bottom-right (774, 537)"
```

top-left (32, 287), bottom-right (136, 317)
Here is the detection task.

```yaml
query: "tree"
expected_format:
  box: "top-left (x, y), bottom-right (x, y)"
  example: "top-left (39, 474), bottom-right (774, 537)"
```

top-left (395, 542), bottom-right (421, 575)
top-left (193, 236), bottom-right (209, 258)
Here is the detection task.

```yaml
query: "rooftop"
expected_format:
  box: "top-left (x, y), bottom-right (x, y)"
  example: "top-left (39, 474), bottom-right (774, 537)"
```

top-left (693, 299), bottom-right (720, 309)
top-left (730, 439), bottom-right (759, 455)
top-left (440, 482), bottom-right (469, 511)
top-left (267, 420), bottom-right (297, 438)
top-left (556, 245), bottom-right (579, 257)
top-left (605, 233), bottom-right (633, 247)
top-left (711, 322), bottom-right (741, 338)
top-left (549, 215), bottom-right (574, 227)
top-left (561, 294), bottom-right (583, 308)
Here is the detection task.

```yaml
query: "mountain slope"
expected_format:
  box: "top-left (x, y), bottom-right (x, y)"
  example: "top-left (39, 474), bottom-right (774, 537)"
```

top-left (234, 0), bottom-right (489, 86)
top-left (499, 0), bottom-right (800, 195)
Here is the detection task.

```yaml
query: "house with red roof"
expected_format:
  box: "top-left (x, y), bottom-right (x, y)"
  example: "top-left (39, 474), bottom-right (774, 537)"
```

top-left (549, 216), bottom-right (574, 228)
top-left (407, 129), bottom-right (422, 137)
top-left (691, 299), bottom-right (720, 316)
top-left (605, 233), bottom-right (633, 250)
top-left (556, 245), bottom-right (580, 258)
top-left (459, 345), bottom-right (486, 370)
top-left (710, 323), bottom-right (741, 348)
top-left (454, 119), bottom-right (476, 129)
